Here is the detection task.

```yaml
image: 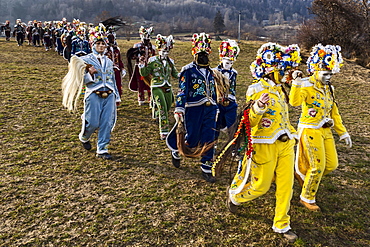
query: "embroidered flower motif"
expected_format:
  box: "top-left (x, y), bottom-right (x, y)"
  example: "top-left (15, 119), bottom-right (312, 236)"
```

top-left (261, 118), bottom-right (272, 128)
top-left (266, 109), bottom-right (276, 115)
top-left (193, 84), bottom-right (199, 89)
top-left (312, 101), bottom-right (321, 107)
top-left (308, 108), bottom-right (317, 117)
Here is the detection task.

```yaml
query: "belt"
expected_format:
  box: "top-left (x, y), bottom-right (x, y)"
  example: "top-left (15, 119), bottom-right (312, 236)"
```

top-left (94, 90), bottom-right (112, 98)
top-left (322, 119), bottom-right (334, 128)
top-left (278, 134), bottom-right (289, 142)
top-left (221, 99), bottom-right (230, 106)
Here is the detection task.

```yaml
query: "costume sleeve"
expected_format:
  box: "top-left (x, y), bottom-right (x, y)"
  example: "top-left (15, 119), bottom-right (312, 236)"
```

top-left (118, 52), bottom-right (124, 70)
top-left (246, 88), bottom-right (267, 128)
top-left (84, 72), bottom-right (94, 85)
top-left (289, 79), bottom-right (305, 106)
top-left (108, 62), bottom-right (121, 103)
top-left (175, 70), bottom-right (188, 112)
top-left (87, 43), bottom-right (92, 54)
top-left (139, 62), bottom-right (153, 77)
top-left (170, 60), bottom-right (179, 79)
top-left (71, 41), bottom-right (76, 55)
top-left (331, 103), bottom-right (348, 137)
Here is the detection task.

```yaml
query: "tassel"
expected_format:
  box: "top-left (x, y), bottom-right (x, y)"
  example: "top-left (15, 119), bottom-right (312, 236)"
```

top-left (176, 121), bottom-right (215, 158)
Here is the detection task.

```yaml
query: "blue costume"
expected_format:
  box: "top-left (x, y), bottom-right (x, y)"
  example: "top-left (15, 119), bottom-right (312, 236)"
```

top-left (78, 50), bottom-right (121, 156)
top-left (166, 61), bottom-right (218, 174)
top-left (71, 36), bottom-right (91, 56)
top-left (215, 64), bottom-right (238, 138)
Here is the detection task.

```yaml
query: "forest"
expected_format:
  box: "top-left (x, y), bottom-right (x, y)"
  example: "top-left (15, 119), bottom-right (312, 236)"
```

top-left (1, 0), bottom-right (312, 32)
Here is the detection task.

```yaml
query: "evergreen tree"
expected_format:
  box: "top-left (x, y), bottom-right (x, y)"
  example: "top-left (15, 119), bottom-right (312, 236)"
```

top-left (213, 10), bottom-right (225, 34)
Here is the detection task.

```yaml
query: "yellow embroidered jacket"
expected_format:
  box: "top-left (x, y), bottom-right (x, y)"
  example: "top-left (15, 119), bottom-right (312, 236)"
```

top-left (246, 78), bottom-right (297, 144)
top-left (289, 76), bottom-right (349, 138)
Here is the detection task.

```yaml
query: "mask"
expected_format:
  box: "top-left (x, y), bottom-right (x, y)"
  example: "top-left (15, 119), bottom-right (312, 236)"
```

top-left (317, 71), bottom-right (333, 85)
top-left (222, 58), bottom-right (233, 70)
top-left (143, 39), bottom-right (150, 46)
top-left (195, 52), bottom-right (209, 66)
top-left (159, 49), bottom-right (169, 59)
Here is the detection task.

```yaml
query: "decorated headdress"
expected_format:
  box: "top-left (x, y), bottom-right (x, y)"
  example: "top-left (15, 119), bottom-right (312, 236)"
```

top-left (219, 39), bottom-right (240, 61)
top-left (80, 22), bottom-right (87, 29)
top-left (72, 18), bottom-right (80, 27)
top-left (139, 26), bottom-right (153, 40)
top-left (89, 23), bottom-right (108, 44)
top-left (307, 44), bottom-right (343, 74)
top-left (250, 42), bottom-right (301, 79)
top-left (191, 33), bottom-right (211, 55)
top-left (155, 34), bottom-right (174, 51)
top-left (76, 27), bottom-right (86, 38)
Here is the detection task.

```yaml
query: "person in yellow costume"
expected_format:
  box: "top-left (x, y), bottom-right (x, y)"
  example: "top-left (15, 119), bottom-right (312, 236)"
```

top-left (226, 43), bottom-right (301, 243)
top-left (289, 44), bottom-right (352, 211)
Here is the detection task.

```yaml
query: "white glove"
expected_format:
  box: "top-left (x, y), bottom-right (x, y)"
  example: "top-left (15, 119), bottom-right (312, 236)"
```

top-left (174, 112), bottom-right (184, 123)
top-left (121, 69), bottom-right (127, 78)
top-left (292, 70), bottom-right (303, 80)
top-left (342, 136), bottom-right (352, 148)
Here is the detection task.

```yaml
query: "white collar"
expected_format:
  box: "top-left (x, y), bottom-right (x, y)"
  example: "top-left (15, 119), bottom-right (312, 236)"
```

top-left (265, 78), bottom-right (277, 87)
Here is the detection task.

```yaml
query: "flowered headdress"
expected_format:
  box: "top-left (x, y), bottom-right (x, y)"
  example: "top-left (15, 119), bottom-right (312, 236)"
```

top-left (139, 26), bottom-right (154, 41)
top-left (155, 34), bottom-right (174, 51)
top-left (191, 33), bottom-right (211, 55)
top-left (72, 18), bottom-right (80, 27)
top-left (219, 39), bottom-right (240, 61)
top-left (89, 23), bottom-right (108, 44)
top-left (250, 42), bottom-right (301, 79)
top-left (76, 27), bottom-right (86, 38)
top-left (307, 43), bottom-right (343, 74)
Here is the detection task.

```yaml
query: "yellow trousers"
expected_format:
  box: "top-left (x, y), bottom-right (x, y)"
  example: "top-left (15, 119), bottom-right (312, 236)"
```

top-left (231, 139), bottom-right (295, 233)
top-left (296, 127), bottom-right (338, 203)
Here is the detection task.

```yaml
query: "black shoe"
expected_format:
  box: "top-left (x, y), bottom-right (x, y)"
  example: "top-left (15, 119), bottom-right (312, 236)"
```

top-left (82, 141), bottom-right (91, 150)
top-left (202, 171), bottom-right (216, 183)
top-left (226, 186), bottom-right (238, 214)
top-left (171, 151), bottom-right (181, 168)
top-left (96, 153), bottom-right (112, 160)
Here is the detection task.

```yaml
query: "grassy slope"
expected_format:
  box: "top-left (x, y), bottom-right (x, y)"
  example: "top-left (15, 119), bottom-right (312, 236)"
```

top-left (0, 38), bottom-right (369, 247)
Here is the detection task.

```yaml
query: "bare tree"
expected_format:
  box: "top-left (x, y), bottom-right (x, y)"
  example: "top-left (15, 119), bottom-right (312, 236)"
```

top-left (298, 0), bottom-right (370, 66)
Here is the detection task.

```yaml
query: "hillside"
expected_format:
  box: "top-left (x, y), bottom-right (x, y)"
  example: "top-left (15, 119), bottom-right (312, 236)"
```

top-left (2, 0), bottom-right (312, 27)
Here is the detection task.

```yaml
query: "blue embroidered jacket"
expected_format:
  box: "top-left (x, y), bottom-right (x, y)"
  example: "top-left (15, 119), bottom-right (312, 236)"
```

top-left (81, 53), bottom-right (120, 102)
top-left (175, 62), bottom-right (217, 113)
top-left (71, 37), bottom-right (91, 56)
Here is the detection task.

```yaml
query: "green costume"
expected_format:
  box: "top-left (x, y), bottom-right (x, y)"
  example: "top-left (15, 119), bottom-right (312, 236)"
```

top-left (139, 55), bottom-right (178, 138)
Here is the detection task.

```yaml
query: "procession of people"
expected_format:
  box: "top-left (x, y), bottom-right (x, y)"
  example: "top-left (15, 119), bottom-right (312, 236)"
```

top-left (2, 16), bottom-right (353, 243)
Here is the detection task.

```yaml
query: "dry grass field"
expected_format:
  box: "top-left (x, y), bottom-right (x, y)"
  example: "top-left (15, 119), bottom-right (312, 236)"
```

top-left (0, 37), bottom-right (369, 246)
